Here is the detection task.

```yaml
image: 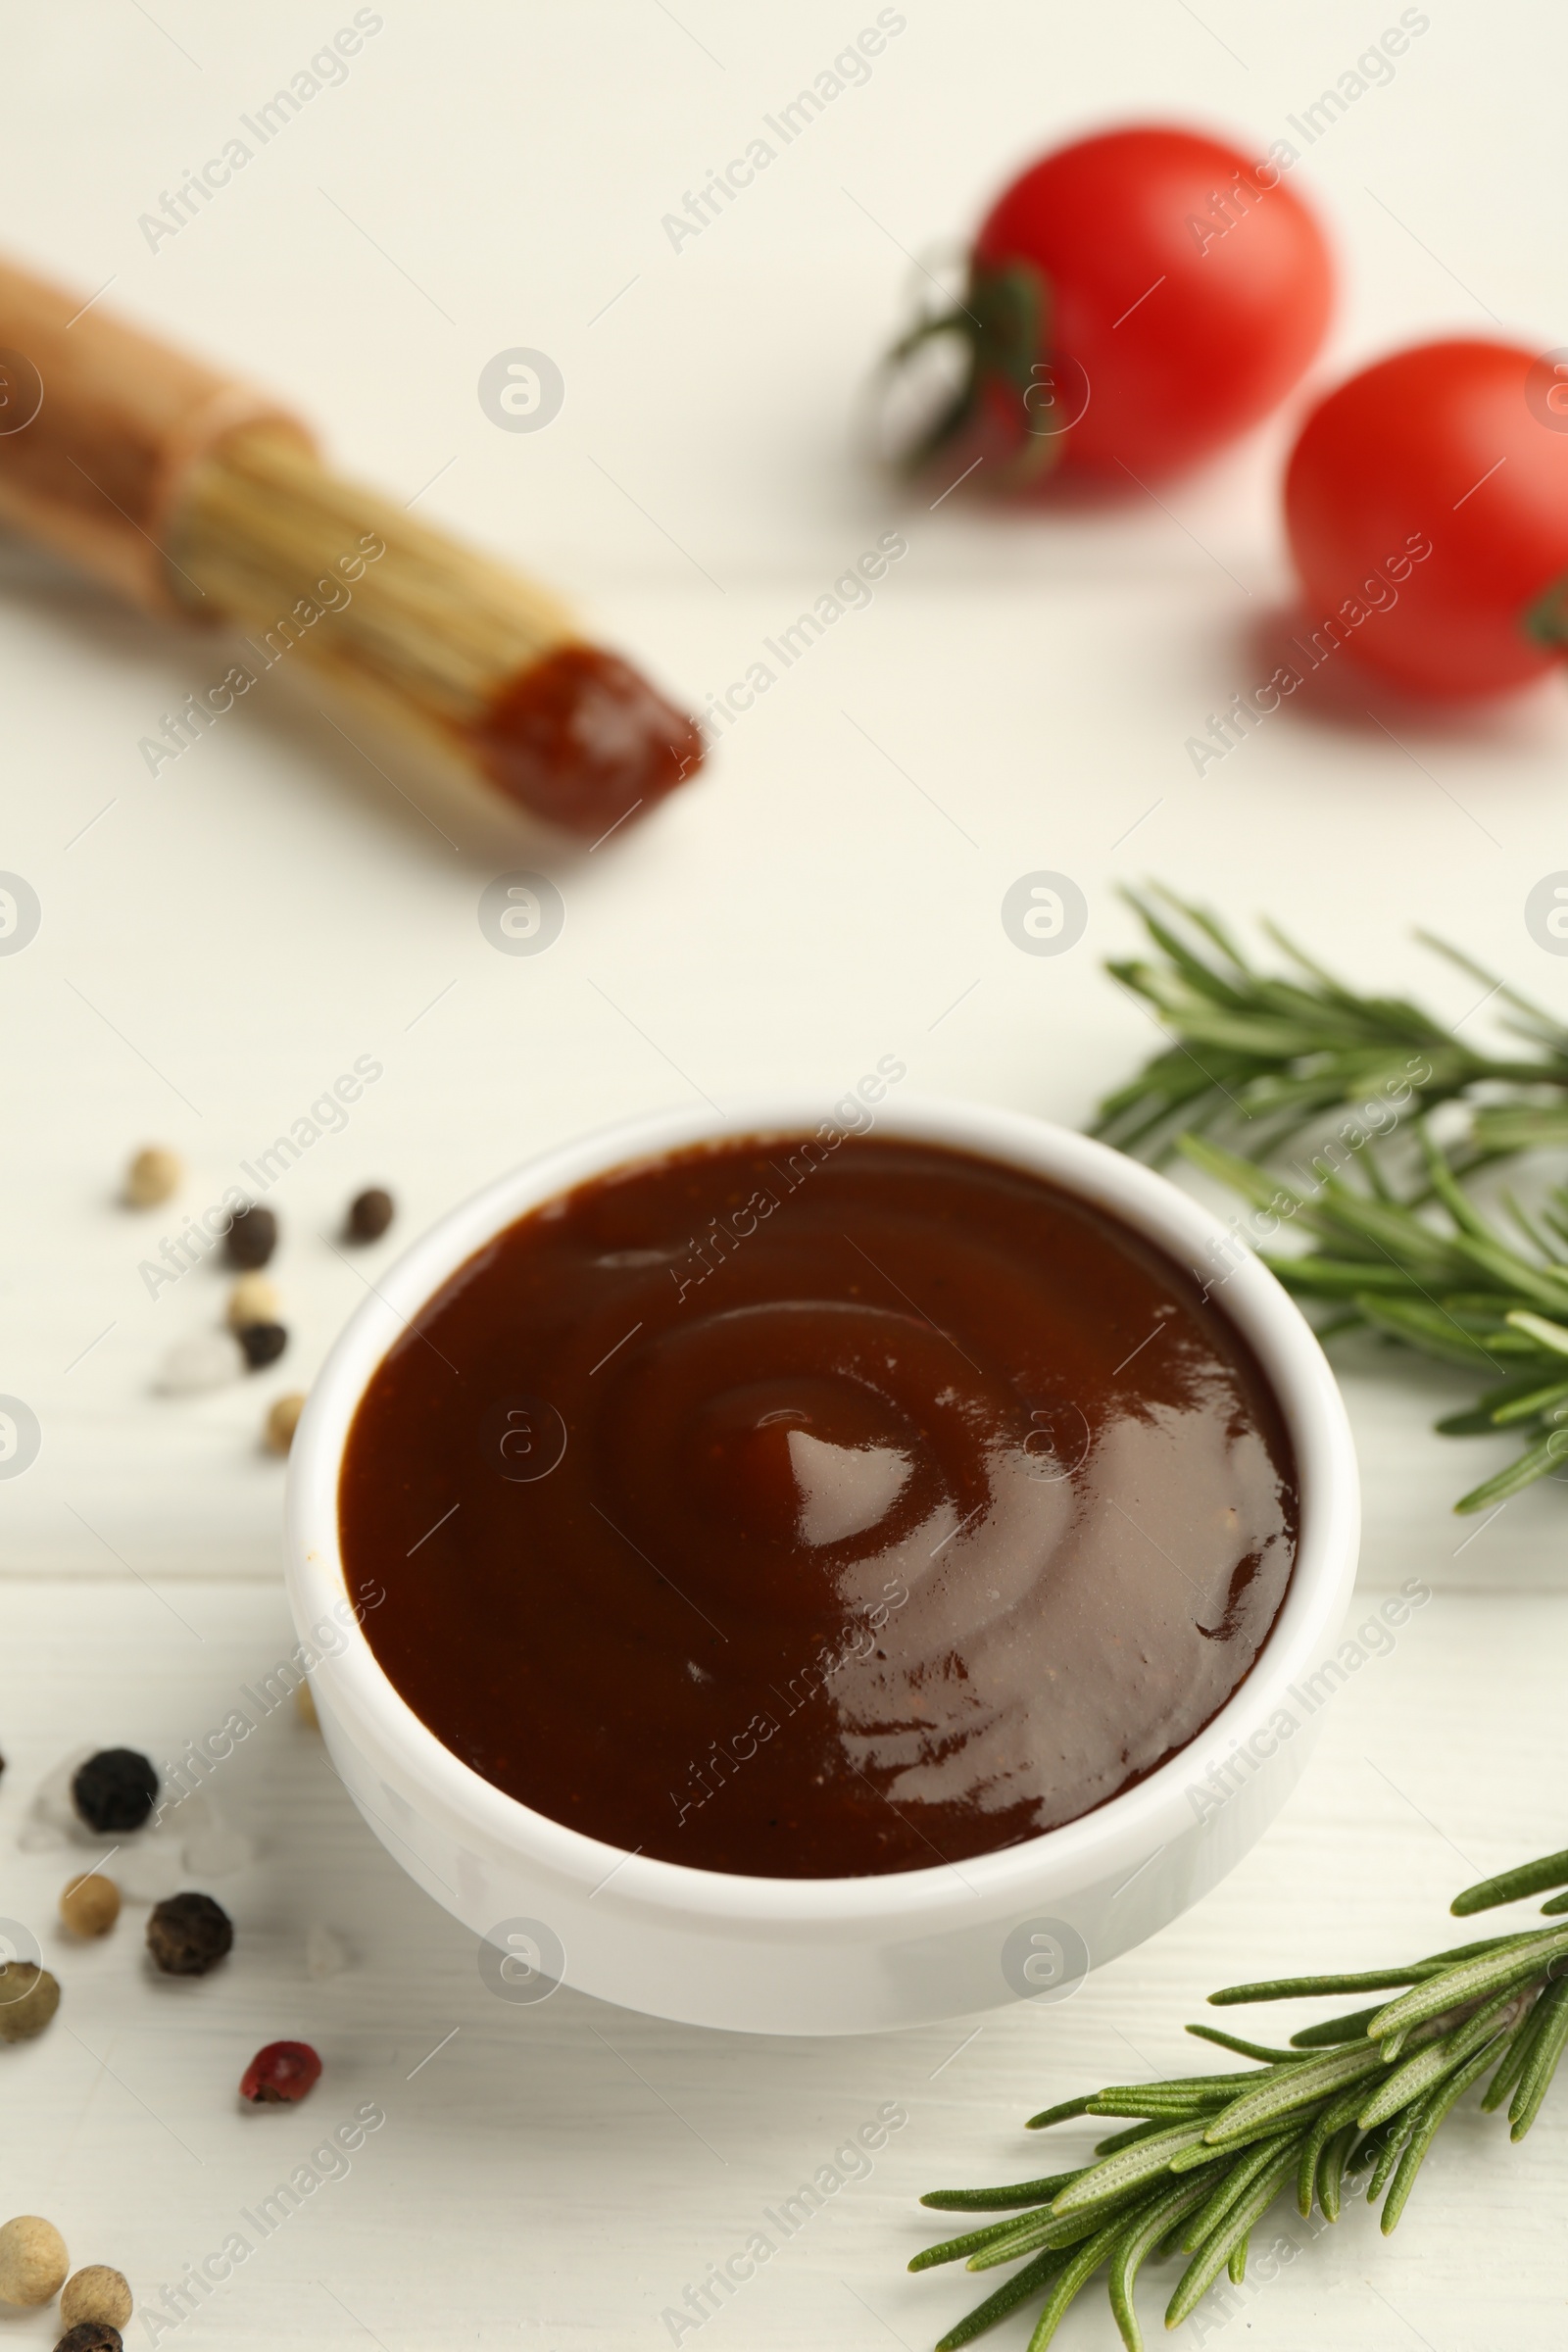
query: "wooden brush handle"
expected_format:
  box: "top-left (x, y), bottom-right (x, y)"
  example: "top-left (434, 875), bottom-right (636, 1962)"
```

top-left (0, 255), bottom-right (309, 613)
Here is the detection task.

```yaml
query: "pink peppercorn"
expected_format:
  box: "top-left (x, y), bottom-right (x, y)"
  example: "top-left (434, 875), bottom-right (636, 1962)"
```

top-left (240, 2040), bottom-right (321, 2104)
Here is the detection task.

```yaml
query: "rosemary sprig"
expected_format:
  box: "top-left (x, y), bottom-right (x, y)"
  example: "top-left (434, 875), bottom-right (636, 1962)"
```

top-left (1180, 1128), bottom-right (1568, 1511)
top-left (1094, 892), bottom-right (1568, 1510)
top-left (912, 1847), bottom-right (1568, 2351)
top-left (1095, 888), bottom-right (1568, 1165)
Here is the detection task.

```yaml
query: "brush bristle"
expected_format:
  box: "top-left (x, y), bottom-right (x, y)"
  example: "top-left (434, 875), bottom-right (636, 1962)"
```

top-left (170, 429), bottom-right (574, 725)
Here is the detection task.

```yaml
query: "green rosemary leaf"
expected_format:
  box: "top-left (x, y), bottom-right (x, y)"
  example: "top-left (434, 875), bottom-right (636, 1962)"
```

top-left (967, 2204), bottom-right (1125, 2275)
top-left (1472, 1103), bottom-right (1568, 1152)
top-left (1228, 2232), bottom-right (1250, 2285)
top-left (1357, 1985), bottom-right (1522, 2129)
top-left (1506, 1308), bottom-right (1568, 1354)
top-left (920, 2172), bottom-right (1081, 2213)
top-left (1361, 2111), bottom-right (1415, 2202)
top-left (1542, 1890), bottom-right (1568, 1914)
top-left (1168, 2114), bottom-right (1310, 2173)
top-left (1024, 2196), bottom-right (1163, 2352)
top-left (1184, 2024), bottom-right (1301, 2063)
top-left (932, 2244), bottom-right (1074, 2352)
top-left (1501, 1191), bottom-right (1559, 1255)
top-left (1452, 1847), bottom-right (1568, 1914)
top-left (1049, 2119), bottom-right (1216, 2216)
top-left (1417, 1135), bottom-right (1498, 1241)
top-left (1438, 1403), bottom-right (1524, 1436)
top-left (1210, 1966), bottom-right (1428, 2006)
top-left (1220, 1937), bottom-right (1524, 2018)
top-left (1486, 1377), bottom-right (1568, 1426)
top-left (1202, 2043), bottom-right (1387, 2145)
top-left (1380, 2034), bottom-right (1511, 2232)
top-left (1165, 2144), bottom-right (1300, 2328)
top-left (1175, 1134), bottom-right (1302, 1216)
top-left (1105, 2177), bottom-right (1213, 2352)
top-left (1481, 2012), bottom-right (1540, 2113)
top-left (1294, 2080), bottom-right (1374, 2217)
top-left (1093, 2117), bottom-right (1220, 2157)
top-left (1456, 1430), bottom-right (1568, 1512)
top-left (1023, 2094), bottom-right (1095, 2132)
top-left (909, 2213), bottom-right (1056, 2273)
top-left (1420, 1932), bottom-right (1551, 1966)
top-left (1270, 1257), bottom-right (1457, 1298)
top-left (1317, 2123), bottom-right (1359, 2222)
top-left (1290, 2003), bottom-right (1385, 2047)
top-left (1453, 1244), bottom-right (1568, 1314)
top-left (1367, 1929), bottom-right (1568, 2041)
top-left (1436, 1368), bottom-right (1568, 1434)
top-left (1508, 1978), bottom-right (1568, 2139)
top-left (1181, 2130), bottom-right (1302, 2252)
top-left (1083, 2087), bottom-right (1232, 2118)
top-left (1077, 2076), bottom-right (1268, 2123)
top-left (1352, 1296), bottom-right (1516, 1370)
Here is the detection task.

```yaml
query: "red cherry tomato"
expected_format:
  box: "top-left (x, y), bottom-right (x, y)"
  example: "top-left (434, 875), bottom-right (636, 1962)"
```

top-left (895, 123), bottom-right (1333, 484)
top-left (1285, 340), bottom-right (1568, 699)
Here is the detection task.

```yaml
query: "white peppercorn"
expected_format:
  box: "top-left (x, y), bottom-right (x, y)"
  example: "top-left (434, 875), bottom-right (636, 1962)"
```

top-left (226, 1273), bottom-right (280, 1331)
top-left (60, 2266), bottom-right (132, 2330)
top-left (265, 1394), bottom-right (306, 1455)
top-left (0, 2215), bottom-right (69, 2305)
top-left (60, 1874), bottom-right (120, 1938)
top-left (123, 1148), bottom-right (181, 1208)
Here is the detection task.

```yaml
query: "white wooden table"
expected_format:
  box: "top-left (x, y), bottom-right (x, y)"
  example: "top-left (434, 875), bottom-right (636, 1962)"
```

top-left (4, 5), bottom-right (1567, 2345)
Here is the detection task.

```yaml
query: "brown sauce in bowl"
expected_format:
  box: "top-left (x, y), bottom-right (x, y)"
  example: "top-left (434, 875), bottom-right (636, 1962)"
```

top-left (338, 1134), bottom-right (1298, 1878)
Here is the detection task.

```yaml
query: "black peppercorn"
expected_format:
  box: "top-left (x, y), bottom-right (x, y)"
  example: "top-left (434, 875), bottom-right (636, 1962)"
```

top-left (237, 1321), bottom-right (288, 1370)
top-left (225, 1203), bottom-right (277, 1268)
top-left (57, 2327), bottom-right (122, 2352)
top-left (147, 1891), bottom-right (233, 1977)
top-left (72, 1748), bottom-right (159, 1834)
top-left (347, 1187), bottom-right (394, 1242)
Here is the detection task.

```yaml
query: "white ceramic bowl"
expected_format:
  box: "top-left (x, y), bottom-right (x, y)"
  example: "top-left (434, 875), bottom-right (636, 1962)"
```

top-left (285, 1096), bottom-right (1358, 2036)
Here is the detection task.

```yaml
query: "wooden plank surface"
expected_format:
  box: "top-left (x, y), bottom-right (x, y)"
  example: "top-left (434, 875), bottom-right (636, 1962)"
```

top-left (5, 4), bottom-right (1568, 2345)
top-left (0, 1577), bottom-right (1563, 2349)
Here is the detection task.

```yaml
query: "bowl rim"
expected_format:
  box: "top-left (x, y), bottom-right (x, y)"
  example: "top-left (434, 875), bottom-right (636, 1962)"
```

top-left (285, 1092), bottom-right (1359, 1930)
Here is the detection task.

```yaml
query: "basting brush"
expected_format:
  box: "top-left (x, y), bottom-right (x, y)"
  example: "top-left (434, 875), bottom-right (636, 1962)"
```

top-left (0, 254), bottom-right (704, 839)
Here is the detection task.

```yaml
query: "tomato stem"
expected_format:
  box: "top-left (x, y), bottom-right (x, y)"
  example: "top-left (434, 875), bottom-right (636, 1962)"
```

top-left (1523, 571), bottom-right (1568, 651)
top-left (885, 260), bottom-right (1066, 485)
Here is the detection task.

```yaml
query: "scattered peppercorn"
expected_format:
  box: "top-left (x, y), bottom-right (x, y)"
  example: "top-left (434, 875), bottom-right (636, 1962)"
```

top-left (265, 1393), bottom-right (307, 1454)
top-left (0, 1965), bottom-right (60, 2044)
top-left (224, 1203), bottom-right (277, 1268)
top-left (123, 1147), bottom-right (181, 1208)
top-left (237, 1321), bottom-right (287, 1371)
top-left (72, 1748), bottom-right (159, 1835)
top-left (347, 1187), bottom-right (395, 1242)
top-left (240, 2039), bottom-right (322, 2104)
top-left (0, 2216), bottom-right (69, 2305)
top-left (59, 1874), bottom-right (120, 1938)
top-left (146, 1892), bottom-right (232, 1978)
top-left (60, 2267), bottom-right (132, 2331)
top-left (56, 2327), bottom-right (122, 2352)
top-left (226, 1272), bottom-right (280, 1330)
